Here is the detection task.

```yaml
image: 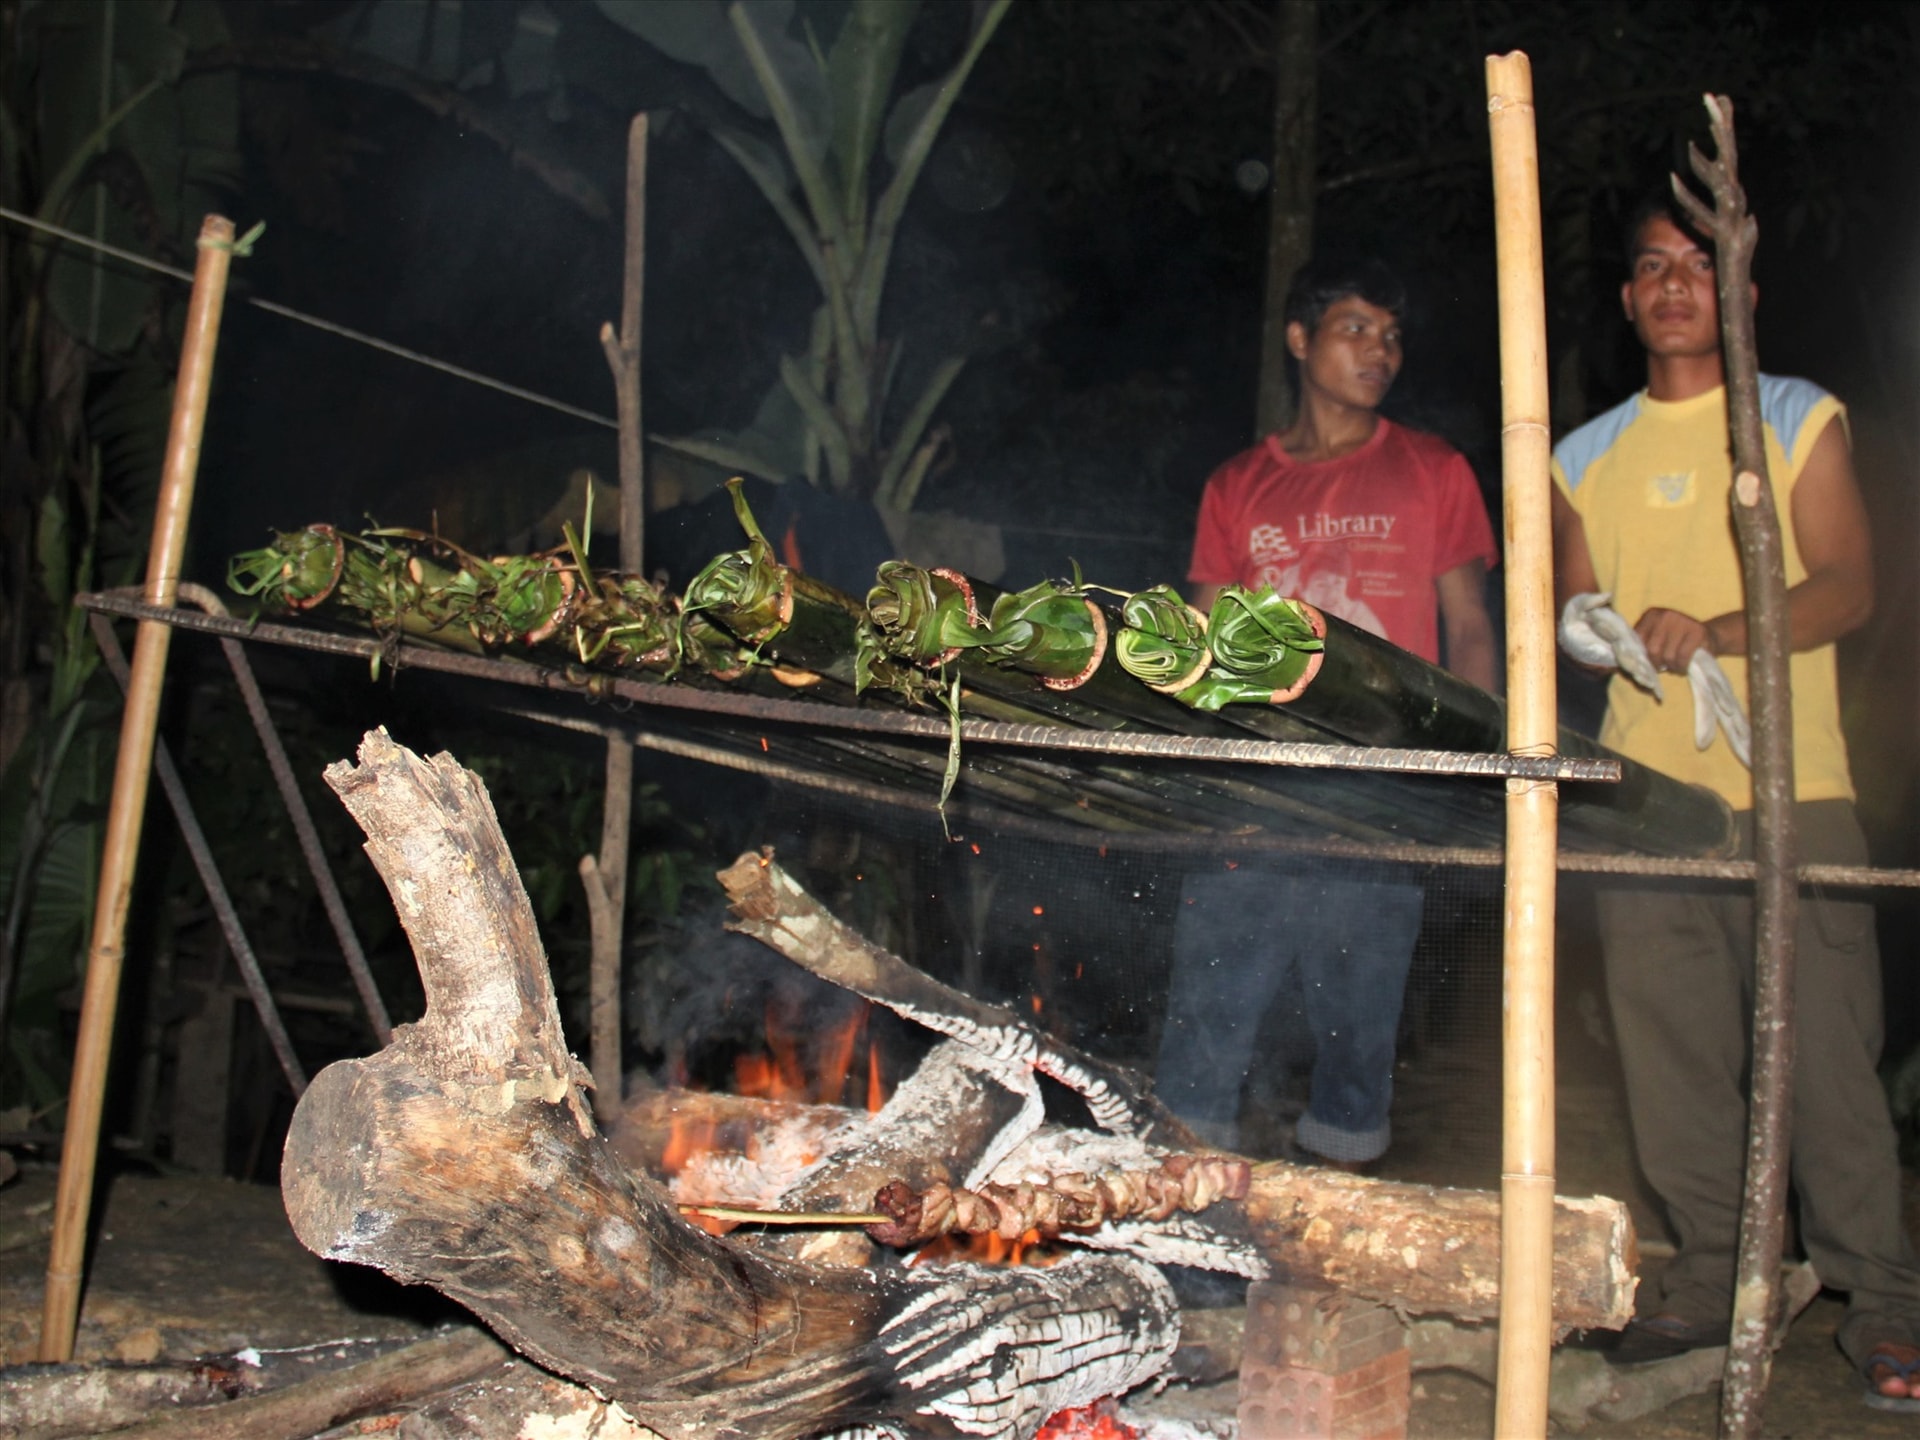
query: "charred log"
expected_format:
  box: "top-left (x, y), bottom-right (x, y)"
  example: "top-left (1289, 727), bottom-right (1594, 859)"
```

top-left (607, 1089), bottom-right (1635, 1331)
top-left (718, 851), bottom-right (1201, 1147)
top-left (759, 1038), bottom-right (1041, 1266)
top-left (280, 731), bottom-right (1177, 1440)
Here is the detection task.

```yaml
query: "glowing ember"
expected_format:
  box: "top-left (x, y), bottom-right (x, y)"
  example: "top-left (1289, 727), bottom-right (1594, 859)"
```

top-left (1035, 1399), bottom-right (1138, 1439)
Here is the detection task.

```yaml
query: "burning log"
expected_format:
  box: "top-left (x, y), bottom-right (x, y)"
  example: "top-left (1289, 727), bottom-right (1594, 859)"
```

top-left (718, 850), bottom-right (1200, 1146)
top-left (709, 858), bottom-right (1639, 1332)
top-left (610, 1087), bottom-right (1635, 1333)
top-left (281, 730), bottom-right (1181, 1439)
top-left (757, 1039), bottom-right (1041, 1266)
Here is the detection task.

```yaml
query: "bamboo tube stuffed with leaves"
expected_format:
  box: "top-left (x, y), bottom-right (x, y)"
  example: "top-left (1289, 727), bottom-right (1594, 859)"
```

top-left (1114, 582), bottom-right (1734, 857)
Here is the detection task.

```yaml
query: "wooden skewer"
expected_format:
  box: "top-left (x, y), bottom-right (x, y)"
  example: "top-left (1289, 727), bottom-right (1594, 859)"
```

top-left (40, 215), bottom-right (239, 1362)
top-left (679, 1205), bottom-right (891, 1226)
top-left (1485, 51), bottom-right (1559, 1440)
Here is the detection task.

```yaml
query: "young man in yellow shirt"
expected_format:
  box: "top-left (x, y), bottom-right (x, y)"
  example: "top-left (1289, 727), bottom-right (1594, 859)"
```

top-left (1551, 198), bottom-right (1920, 1406)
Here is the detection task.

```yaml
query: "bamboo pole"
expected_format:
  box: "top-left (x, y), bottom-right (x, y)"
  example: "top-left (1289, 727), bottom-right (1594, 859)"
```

top-left (39, 213), bottom-right (237, 1362)
top-left (1486, 53), bottom-right (1558, 1438)
top-left (1668, 96), bottom-right (1798, 1440)
top-left (583, 113), bottom-right (648, 1119)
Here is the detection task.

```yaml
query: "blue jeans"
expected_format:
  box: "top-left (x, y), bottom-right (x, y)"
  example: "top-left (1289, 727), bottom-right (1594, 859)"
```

top-left (1155, 863), bottom-right (1424, 1163)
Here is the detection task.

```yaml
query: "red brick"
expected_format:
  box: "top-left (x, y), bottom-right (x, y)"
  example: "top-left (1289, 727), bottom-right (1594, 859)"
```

top-left (1239, 1283), bottom-right (1409, 1440)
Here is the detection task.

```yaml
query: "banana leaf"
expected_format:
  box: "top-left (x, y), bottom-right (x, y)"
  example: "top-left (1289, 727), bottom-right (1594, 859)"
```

top-left (1111, 584), bottom-right (1212, 694)
top-left (1193, 586), bottom-right (1325, 706)
top-left (683, 480), bottom-right (930, 702)
top-left (229, 526), bottom-right (486, 656)
top-left (569, 573), bottom-right (683, 672)
top-left (227, 524), bottom-right (348, 611)
top-left (681, 480), bottom-right (794, 647)
top-left (862, 561), bottom-right (980, 668)
top-left (959, 576), bottom-right (1108, 690)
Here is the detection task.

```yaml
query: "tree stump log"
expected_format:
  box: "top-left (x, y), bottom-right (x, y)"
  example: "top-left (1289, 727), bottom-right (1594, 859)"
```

top-left (281, 730), bottom-right (1177, 1439)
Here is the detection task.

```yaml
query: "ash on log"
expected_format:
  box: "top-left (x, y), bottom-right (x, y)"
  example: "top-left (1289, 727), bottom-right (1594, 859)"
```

top-left (280, 730), bottom-right (1176, 1439)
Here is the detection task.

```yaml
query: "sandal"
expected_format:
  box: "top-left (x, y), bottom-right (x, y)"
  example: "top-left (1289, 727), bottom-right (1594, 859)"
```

top-left (1862, 1342), bottom-right (1920, 1413)
top-left (1602, 1311), bottom-right (1730, 1367)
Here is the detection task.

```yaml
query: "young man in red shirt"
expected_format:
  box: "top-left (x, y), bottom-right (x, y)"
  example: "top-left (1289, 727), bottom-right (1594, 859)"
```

top-left (1156, 259), bottom-right (1497, 1167)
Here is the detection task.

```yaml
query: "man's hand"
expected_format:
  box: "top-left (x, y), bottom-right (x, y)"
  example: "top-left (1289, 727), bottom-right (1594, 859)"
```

top-left (1634, 606), bottom-right (1717, 674)
top-left (1560, 593), bottom-right (1662, 695)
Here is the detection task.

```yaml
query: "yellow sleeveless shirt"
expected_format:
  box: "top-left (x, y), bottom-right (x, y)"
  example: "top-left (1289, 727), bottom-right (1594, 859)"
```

top-left (1551, 376), bottom-right (1853, 810)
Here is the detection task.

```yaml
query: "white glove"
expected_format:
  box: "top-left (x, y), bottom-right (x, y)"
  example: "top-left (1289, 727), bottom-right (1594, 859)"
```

top-left (1687, 648), bottom-right (1751, 768)
top-left (1558, 593), bottom-right (1663, 697)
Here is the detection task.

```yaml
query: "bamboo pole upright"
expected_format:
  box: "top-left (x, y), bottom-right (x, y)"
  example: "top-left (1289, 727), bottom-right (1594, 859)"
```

top-left (1485, 53), bottom-right (1559, 1438)
top-left (40, 214), bottom-right (237, 1362)
top-left (584, 112), bottom-right (648, 1120)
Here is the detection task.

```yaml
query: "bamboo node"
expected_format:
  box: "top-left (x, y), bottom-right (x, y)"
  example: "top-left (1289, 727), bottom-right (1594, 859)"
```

top-left (197, 220), bottom-right (263, 256)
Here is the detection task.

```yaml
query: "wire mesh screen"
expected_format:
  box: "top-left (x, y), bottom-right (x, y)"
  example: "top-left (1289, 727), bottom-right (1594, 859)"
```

top-left (665, 769), bottom-right (1511, 1189)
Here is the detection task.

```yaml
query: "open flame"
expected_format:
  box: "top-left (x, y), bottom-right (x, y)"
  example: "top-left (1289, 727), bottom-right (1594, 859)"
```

top-left (663, 1001), bottom-right (886, 1231)
top-left (732, 1001), bottom-right (875, 1108)
top-left (1035, 1401), bottom-right (1139, 1440)
top-left (908, 1225), bottom-right (1053, 1268)
top-left (665, 1005), bottom-right (1059, 1267)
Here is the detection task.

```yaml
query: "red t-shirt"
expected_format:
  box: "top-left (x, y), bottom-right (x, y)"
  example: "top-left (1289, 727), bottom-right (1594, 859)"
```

top-left (1188, 418), bottom-right (1497, 664)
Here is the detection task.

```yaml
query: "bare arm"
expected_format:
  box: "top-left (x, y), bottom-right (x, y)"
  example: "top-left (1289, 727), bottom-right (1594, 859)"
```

top-left (1550, 486), bottom-right (1612, 677)
top-left (1436, 559), bottom-right (1499, 695)
top-left (1187, 582), bottom-right (1224, 614)
top-left (1633, 416), bottom-right (1874, 671)
top-left (1550, 486), bottom-right (1601, 607)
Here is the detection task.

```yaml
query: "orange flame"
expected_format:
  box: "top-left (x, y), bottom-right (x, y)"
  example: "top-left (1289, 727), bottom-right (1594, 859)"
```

top-left (908, 1226), bottom-right (1056, 1269)
top-left (663, 1003), bottom-right (891, 1191)
top-left (732, 1002), bottom-right (879, 1107)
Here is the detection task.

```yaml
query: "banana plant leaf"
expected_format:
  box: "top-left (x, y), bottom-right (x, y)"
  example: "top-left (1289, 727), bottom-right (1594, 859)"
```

top-left (226, 524), bottom-right (348, 611)
top-left (458, 553), bottom-right (581, 648)
top-left (1193, 586), bottom-right (1325, 706)
top-left (681, 479), bottom-right (794, 647)
top-left (1111, 584), bottom-right (1212, 694)
top-left (1115, 583), bottom-right (1326, 710)
top-left (569, 572), bottom-right (683, 672)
